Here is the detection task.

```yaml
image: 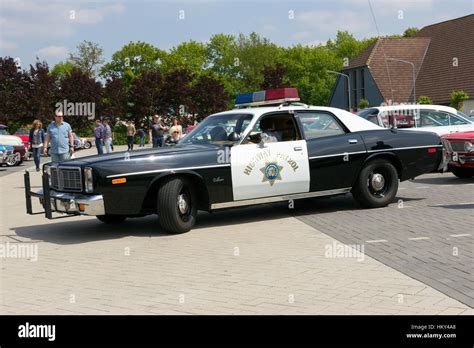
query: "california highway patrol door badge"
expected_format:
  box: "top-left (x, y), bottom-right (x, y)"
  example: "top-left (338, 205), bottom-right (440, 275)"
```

top-left (260, 162), bottom-right (283, 186)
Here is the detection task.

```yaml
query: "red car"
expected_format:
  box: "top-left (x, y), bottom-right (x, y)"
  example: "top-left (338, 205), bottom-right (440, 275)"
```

top-left (0, 125), bottom-right (30, 160)
top-left (442, 130), bottom-right (474, 178)
top-left (0, 124), bottom-right (28, 163)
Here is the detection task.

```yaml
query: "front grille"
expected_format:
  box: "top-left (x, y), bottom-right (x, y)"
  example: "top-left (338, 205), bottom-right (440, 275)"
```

top-left (447, 141), bottom-right (466, 153)
top-left (50, 167), bottom-right (82, 192)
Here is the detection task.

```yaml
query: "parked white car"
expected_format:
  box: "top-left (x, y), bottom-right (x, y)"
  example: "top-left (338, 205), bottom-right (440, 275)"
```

top-left (357, 105), bottom-right (474, 136)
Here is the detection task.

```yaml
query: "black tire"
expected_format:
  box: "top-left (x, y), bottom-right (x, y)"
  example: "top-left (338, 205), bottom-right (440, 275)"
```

top-left (157, 176), bottom-right (197, 234)
top-left (84, 141), bottom-right (92, 149)
top-left (352, 158), bottom-right (399, 208)
top-left (96, 214), bottom-right (127, 224)
top-left (451, 167), bottom-right (474, 178)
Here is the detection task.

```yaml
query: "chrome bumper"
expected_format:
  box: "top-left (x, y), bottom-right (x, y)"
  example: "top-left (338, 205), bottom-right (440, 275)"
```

top-left (32, 189), bottom-right (105, 216)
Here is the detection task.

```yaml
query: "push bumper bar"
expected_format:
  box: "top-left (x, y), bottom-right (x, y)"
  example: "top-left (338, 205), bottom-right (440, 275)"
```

top-left (24, 170), bottom-right (105, 219)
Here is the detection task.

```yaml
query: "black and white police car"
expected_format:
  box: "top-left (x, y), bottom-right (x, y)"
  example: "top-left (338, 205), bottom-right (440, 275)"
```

top-left (26, 88), bottom-right (444, 234)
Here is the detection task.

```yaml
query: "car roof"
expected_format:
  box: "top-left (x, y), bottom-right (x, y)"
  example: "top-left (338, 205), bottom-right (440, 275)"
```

top-left (211, 105), bottom-right (381, 133)
top-left (371, 104), bottom-right (458, 113)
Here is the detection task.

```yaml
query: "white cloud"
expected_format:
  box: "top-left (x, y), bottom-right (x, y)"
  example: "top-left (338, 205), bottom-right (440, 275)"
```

top-left (36, 45), bottom-right (68, 59)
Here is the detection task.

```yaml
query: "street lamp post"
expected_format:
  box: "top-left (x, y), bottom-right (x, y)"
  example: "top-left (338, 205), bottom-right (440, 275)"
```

top-left (386, 58), bottom-right (416, 104)
top-left (327, 70), bottom-right (351, 111)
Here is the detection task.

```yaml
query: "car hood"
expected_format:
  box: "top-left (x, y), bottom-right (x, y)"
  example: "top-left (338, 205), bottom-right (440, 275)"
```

top-left (0, 135), bottom-right (23, 145)
top-left (66, 144), bottom-right (223, 166)
top-left (444, 130), bottom-right (474, 140)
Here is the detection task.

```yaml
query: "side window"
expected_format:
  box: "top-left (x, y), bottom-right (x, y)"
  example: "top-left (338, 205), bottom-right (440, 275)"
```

top-left (244, 113), bottom-right (300, 144)
top-left (418, 110), bottom-right (449, 127)
top-left (449, 113), bottom-right (469, 125)
top-left (299, 112), bottom-right (346, 140)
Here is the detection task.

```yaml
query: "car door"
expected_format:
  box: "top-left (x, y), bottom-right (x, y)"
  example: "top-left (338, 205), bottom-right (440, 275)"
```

top-left (296, 110), bottom-right (367, 192)
top-left (230, 112), bottom-right (310, 201)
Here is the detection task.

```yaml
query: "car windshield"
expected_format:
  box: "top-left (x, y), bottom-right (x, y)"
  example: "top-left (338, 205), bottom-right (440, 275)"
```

top-left (180, 113), bottom-right (253, 145)
top-left (456, 111), bottom-right (474, 122)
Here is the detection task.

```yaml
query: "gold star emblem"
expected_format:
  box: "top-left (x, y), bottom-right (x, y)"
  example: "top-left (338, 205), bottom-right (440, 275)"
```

top-left (260, 162), bottom-right (283, 186)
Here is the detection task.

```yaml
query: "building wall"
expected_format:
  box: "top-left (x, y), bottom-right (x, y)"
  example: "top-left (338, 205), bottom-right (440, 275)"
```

top-left (328, 67), bottom-right (384, 111)
top-left (461, 99), bottom-right (474, 117)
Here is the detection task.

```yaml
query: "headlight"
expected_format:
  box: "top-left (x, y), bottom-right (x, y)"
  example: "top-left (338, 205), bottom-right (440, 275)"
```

top-left (465, 141), bottom-right (473, 152)
top-left (84, 167), bottom-right (94, 193)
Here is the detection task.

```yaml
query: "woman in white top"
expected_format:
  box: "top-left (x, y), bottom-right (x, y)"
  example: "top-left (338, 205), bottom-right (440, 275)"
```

top-left (169, 117), bottom-right (183, 140)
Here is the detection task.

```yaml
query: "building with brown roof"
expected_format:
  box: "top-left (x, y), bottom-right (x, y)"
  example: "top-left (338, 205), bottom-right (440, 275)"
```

top-left (329, 14), bottom-right (474, 115)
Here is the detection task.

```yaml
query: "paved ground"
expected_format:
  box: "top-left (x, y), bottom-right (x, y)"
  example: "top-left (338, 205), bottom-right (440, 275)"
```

top-left (0, 146), bottom-right (473, 314)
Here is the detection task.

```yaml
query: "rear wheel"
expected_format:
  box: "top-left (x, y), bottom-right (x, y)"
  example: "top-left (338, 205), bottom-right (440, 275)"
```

top-left (451, 167), bottom-right (474, 178)
top-left (352, 159), bottom-right (399, 208)
top-left (157, 177), bottom-right (197, 234)
top-left (96, 214), bottom-right (127, 224)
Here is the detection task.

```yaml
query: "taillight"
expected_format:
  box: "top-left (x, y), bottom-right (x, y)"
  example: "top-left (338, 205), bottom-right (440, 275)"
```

top-left (427, 148), bottom-right (437, 153)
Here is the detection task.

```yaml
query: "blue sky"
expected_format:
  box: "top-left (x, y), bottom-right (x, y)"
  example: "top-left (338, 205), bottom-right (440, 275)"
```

top-left (1, 0), bottom-right (473, 70)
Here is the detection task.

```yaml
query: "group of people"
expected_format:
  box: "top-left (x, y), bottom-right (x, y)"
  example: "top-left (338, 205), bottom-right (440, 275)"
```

top-left (148, 114), bottom-right (183, 148)
top-left (94, 119), bottom-right (114, 155)
top-left (27, 112), bottom-right (189, 171)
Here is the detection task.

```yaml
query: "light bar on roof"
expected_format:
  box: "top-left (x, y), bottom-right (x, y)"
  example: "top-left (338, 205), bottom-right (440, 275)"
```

top-left (235, 88), bottom-right (300, 107)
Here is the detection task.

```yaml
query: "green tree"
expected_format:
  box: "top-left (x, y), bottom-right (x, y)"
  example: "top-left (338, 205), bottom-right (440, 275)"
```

top-left (403, 27), bottom-right (419, 38)
top-left (190, 73), bottom-right (230, 121)
top-left (417, 95), bottom-right (432, 105)
top-left (50, 60), bottom-right (75, 81)
top-left (101, 41), bottom-right (165, 86)
top-left (162, 40), bottom-right (208, 76)
top-left (358, 98), bottom-right (369, 109)
top-left (69, 40), bottom-right (104, 78)
top-left (450, 90), bottom-right (469, 110)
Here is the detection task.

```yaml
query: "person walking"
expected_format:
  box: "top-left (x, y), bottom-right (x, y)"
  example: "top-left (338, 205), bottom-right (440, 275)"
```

top-left (126, 120), bottom-right (136, 151)
top-left (94, 119), bottom-right (104, 155)
top-left (149, 115), bottom-right (167, 148)
top-left (137, 125), bottom-right (146, 147)
top-left (102, 119), bottom-right (113, 154)
top-left (29, 119), bottom-right (45, 171)
top-left (43, 111), bottom-right (74, 163)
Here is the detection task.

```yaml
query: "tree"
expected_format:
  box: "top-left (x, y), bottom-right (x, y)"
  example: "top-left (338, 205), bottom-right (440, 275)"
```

top-left (450, 90), bottom-right (469, 110)
top-left (129, 70), bottom-right (164, 123)
top-left (162, 40), bottom-right (208, 76)
top-left (27, 60), bottom-right (57, 124)
top-left (417, 95), bottom-right (432, 105)
top-left (57, 68), bottom-right (103, 130)
top-left (50, 61), bottom-right (75, 81)
top-left (190, 73), bottom-right (230, 122)
top-left (69, 41), bottom-right (104, 78)
top-left (101, 41), bottom-right (165, 86)
top-left (0, 57), bottom-right (31, 123)
top-left (260, 64), bottom-right (288, 90)
top-left (160, 68), bottom-right (194, 120)
top-left (403, 27), bottom-right (419, 38)
top-left (358, 98), bottom-right (369, 109)
top-left (103, 77), bottom-right (128, 123)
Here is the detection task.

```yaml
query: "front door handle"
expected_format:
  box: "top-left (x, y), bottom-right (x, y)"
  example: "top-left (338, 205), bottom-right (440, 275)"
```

top-left (348, 139), bottom-right (358, 144)
top-left (294, 146), bottom-right (302, 151)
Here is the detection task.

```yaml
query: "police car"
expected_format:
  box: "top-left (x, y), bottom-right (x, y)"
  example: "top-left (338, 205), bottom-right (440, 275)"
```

top-left (25, 88), bottom-right (444, 234)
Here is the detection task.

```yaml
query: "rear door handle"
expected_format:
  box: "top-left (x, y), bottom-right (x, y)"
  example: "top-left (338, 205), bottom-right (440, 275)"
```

top-left (294, 147), bottom-right (302, 151)
top-left (348, 139), bottom-right (358, 144)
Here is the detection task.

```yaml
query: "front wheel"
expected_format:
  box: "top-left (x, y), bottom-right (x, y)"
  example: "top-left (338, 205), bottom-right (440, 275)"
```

top-left (96, 214), bottom-right (127, 224)
top-left (451, 166), bottom-right (474, 178)
top-left (157, 177), bottom-right (197, 234)
top-left (84, 141), bottom-right (92, 149)
top-left (352, 159), bottom-right (399, 208)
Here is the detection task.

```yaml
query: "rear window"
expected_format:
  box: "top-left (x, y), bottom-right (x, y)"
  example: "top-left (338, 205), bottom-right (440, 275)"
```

top-left (357, 108), bottom-right (379, 118)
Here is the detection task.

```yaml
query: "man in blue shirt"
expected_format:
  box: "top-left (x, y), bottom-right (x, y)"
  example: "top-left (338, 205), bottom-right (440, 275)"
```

top-left (43, 111), bottom-right (74, 162)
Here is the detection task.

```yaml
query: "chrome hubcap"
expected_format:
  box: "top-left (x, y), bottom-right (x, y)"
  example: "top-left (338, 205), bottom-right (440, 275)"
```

top-left (177, 194), bottom-right (188, 214)
top-left (370, 173), bottom-right (385, 191)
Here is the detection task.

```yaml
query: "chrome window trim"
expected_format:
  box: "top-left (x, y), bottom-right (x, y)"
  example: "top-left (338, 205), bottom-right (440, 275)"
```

top-left (107, 163), bottom-right (231, 178)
